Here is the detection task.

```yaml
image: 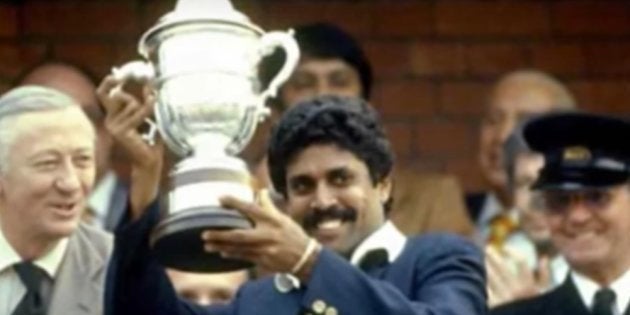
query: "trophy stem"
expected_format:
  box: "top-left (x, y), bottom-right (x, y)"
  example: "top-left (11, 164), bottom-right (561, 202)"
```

top-left (150, 207), bottom-right (253, 272)
top-left (150, 155), bottom-right (256, 272)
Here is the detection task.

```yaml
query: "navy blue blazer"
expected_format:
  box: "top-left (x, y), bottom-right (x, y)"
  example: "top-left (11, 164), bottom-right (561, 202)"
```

top-left (105, 202), bottom-right (487, 315)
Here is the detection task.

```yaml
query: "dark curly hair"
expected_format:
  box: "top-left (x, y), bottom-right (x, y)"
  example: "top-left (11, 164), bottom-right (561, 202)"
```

top-left (267, 95), bottom-right (394, 197)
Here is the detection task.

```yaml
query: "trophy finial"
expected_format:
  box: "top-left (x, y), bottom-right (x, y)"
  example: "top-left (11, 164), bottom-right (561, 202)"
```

top-left (174, 0), bottom-right (235, 16)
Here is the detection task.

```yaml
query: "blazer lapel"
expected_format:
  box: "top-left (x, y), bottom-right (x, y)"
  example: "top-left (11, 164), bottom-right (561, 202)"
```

top-left (47, 225), bottom-right (108, 315)
top-left (380, 241), bottom-right (414, 295)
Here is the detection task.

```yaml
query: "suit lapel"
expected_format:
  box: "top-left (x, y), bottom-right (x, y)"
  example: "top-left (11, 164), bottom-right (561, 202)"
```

top-left (550, 276), bottom-right (591, 315)
top-left (47, 225), bottom-right (108, 315)
top-left (379, 241), bottom-right (414, 295)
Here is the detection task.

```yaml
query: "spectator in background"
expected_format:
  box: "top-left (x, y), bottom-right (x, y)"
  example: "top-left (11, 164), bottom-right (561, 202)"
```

top-left (466, 69), bottom-right (577, 244)
top-left (0, 86), bottom-right (111, 315)
top-left (252, 22), bottom-right (473, 237)
top-left (166, 269), bottom-right (249, 306)
top-left (486, 129), bottom-right (568, 307)
top-left (17, 62), bottom-right (128, 231)
top-left (492, 112), bottom-right (630, 315)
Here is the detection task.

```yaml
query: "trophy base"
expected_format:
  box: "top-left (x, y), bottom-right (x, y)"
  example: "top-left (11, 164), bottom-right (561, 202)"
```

top-left (150, 207), bottom-right (254, 272)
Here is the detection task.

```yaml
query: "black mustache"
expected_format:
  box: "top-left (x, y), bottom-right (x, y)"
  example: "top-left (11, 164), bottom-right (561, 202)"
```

top-left (302, 206), bottom-right (357, 230)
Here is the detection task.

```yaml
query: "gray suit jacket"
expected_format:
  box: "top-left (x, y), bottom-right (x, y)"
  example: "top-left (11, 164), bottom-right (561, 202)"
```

top-left (48, 223), bottom-right (112, 315)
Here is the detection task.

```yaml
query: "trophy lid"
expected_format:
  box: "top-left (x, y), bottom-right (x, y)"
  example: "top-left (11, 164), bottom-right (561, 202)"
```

top-left (139, 0), bottom-right (263, 57)
top-left (165, 0), bottom-right (250, 24)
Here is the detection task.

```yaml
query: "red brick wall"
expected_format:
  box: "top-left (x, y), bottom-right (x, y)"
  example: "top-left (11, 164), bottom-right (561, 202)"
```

top-left (1, 0), bottom-right (630, 192)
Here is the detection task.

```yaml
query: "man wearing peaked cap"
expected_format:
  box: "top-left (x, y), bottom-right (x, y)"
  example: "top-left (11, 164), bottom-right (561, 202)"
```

top-left (526, 113), bottom-right (630, 191)
top-left (491, 112), bottom-right (630, 315)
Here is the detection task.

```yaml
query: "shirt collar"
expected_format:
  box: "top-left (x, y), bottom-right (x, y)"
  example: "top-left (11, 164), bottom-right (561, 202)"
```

top-left (88, 171), bottom-right (117, 224)
top-left (350, 221), bottom-right (407, 266)
top-left (550, 256), bottom-right (569, 287)
top-left (571, 268), bottom-right (630, 314)
top-left (0, 228), bottom-right (22, 273)
top-left (0, 226), bottom-right (69, 278)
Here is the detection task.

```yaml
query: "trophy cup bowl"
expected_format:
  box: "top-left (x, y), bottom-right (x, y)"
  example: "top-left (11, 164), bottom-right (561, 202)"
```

top-left (112, 0), bottom-right (299, 272)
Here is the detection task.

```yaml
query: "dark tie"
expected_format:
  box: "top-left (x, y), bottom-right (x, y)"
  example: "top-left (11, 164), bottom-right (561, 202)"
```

top-left (12, 261), bottom-right (48, 315)
top-left (592, 288), bottom-right (616, 315)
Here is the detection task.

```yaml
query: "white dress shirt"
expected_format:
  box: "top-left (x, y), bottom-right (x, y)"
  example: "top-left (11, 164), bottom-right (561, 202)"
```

top-left (572, 268), bottom-right (630, 315)
top-left (0, 226), bottom-right (68, 314)
top-left (350, 220), bottom-right (407, 266)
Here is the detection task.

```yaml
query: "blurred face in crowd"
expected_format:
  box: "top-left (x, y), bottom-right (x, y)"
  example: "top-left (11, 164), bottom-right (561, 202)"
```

top-left (280, 57), bottom-right (362, 108)
top-left (244, 57), bottom-right (363, 181)
top-left (0, 107), bottom-right (96, 243)
top-left (284, 144), bottom-right (391, 256)
top-left (246, 57), bottom-right (363, 191)
top-left (511, 153), bottom-right (549, 243)
top-left (167, 269), bottom-right (249, 306)
top-left (540, 184), bottom-right (630, 283)
top-left (480, 78), bottom-right (567, 195)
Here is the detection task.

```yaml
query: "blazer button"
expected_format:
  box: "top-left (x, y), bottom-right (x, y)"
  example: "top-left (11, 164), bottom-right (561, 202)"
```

top-left (312, 300), bottom-right (327, 313)
top-left (325, 306), bottom-right (338, 315)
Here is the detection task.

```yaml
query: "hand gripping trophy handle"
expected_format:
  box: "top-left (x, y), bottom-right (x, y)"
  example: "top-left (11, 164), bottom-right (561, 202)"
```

top-left (110, 62), bottom-right (160, 146)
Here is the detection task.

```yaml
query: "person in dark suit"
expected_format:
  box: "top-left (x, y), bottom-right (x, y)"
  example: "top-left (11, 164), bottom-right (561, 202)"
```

top-left (97, 78), bottom-right (486, 315)
top-left (466, 69), bottom-right (577, 244)
top-left (491, 112), bottom-right (630, 315)
top-left (0, 86), bottom-right (112, 315)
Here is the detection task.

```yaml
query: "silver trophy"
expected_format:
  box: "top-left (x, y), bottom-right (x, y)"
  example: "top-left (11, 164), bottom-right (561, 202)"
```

top-left (112, 0), bottom-right (299, 272)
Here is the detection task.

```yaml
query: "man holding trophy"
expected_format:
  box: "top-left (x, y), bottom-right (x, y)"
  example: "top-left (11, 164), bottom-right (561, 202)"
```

top-left (100, 1), bottom-right (486, 314)
top-left (100, 85), bottom-right (485, 315)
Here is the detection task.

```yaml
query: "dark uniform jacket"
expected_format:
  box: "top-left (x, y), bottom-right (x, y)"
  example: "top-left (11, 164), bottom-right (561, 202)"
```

top-left (491, 276), bottom-right (630, 315)
top-left (105, 202), bottom-right (487, 315)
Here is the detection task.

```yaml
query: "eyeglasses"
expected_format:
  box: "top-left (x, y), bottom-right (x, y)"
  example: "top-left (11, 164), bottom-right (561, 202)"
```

top-left (534, 188), bottom-right (615, 215)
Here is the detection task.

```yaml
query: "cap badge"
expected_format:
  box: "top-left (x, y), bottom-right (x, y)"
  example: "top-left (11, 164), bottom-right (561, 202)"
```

top-left (563, 146), bottom-right (591, 162)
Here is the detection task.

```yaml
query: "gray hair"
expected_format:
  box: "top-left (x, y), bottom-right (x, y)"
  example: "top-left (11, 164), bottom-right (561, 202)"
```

top-left (0, 86), bottom-right (84, 172)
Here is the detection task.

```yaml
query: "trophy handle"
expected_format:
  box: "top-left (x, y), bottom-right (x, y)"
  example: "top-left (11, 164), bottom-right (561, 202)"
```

top-left (111, 60), bottom-right (156, 81)
top-left (258, 30), bottom-right (300, 101)
top-left (110, 61), bottom-right (159, 146)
